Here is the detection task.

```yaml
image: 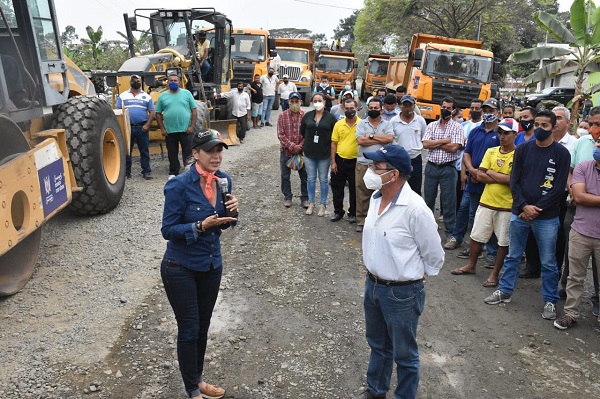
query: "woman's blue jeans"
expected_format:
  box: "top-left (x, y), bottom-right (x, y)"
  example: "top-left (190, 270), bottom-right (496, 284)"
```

top-left (304, 156), bottom-right (331, 204)
top-left (161, 258), bottom-right (222, 398)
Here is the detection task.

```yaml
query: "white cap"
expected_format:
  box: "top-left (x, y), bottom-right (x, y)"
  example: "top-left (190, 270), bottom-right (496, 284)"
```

top-left (283, 74), bottom-right (289, 78)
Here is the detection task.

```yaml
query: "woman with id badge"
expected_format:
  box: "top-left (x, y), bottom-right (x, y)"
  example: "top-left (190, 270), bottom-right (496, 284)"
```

top-left (300, 93), bottom-right (339, 216)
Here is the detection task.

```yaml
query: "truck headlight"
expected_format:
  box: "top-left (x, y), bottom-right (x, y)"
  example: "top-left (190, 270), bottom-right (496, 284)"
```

top-left (418, 105), bottom-right (433, 111)
top-left (301, 77), bottom-right (308, 82)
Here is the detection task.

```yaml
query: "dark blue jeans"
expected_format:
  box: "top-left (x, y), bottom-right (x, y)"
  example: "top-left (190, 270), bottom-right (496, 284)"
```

top-left (364, 276), bottom-right (425, 399)
top-left (280, 98), bottom-right (289, 111)
top-left (424, 162), bottom-right (457, 236)
top-left (126, 124), bottom-right (151, 174)
top-left (408, 155), bottom-right (422, 196)
top-left (279, 152), bottom-right (308, 201)
top-left (161, 258), bottom-right (222, 398)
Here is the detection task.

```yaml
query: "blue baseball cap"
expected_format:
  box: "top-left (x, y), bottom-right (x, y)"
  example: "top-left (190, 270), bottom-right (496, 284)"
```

top-left (289, 92), bottom-right (302, 100)
top-left (363, 144), bottom-right (412, 175)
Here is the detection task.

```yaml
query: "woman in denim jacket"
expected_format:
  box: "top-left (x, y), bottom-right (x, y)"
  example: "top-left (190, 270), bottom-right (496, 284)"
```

top-left (161, 129), bottom-right (238, 399)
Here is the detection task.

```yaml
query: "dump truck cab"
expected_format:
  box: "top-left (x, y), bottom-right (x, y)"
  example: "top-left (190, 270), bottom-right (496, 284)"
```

top-left (361, 54), bottom-right (390, 100)
top-left (405, 34), bottom-right (499, 121)
top-left (315, 49), bottom-right (357, 92)
top-left (230, 28), bottom-right (276, 86)
top-left (275, 38), bottom-right (314, 106)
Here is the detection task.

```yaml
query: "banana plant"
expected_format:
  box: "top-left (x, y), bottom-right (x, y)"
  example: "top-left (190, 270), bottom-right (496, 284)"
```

top-left (507, 0), bottom-right (600, 131)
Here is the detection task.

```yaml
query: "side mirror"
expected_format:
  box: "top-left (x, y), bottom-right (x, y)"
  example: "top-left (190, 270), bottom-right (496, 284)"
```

top-left (354, 61), bottom-right (358, 69)
top-left (268, 37), bottom-right (277, 52)
top-left (106, 75), bottom-right (117, 88)
top-left (230, 37), bottom-right (235, 45)
top-left (413, 48), bottom-right (423, 68)
top-left (128, 16), bottom-right (137, 31)
top-left (492, 59), bottom-right (501, 80)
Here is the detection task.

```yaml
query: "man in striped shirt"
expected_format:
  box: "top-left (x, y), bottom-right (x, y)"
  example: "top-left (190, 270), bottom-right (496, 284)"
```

top-left (422, 96), bottom-right (465, 238)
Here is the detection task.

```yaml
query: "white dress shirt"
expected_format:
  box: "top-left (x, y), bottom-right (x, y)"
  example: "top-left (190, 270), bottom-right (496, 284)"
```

top-left (362, 183), bottom-right (445, 281)
top-left (220, 89), bottom-right (251, 117)
top-left (278, 82), bottom-right (297, 100)
top-left (557, 131), bottom-right (577, 155)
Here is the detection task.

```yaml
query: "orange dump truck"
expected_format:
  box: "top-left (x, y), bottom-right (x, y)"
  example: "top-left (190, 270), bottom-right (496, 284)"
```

top-left (315, 49), bottom-right (357, 92)
top-left (392, 34), bottom-right (500, 121)
top-left (361, 54), bottom-right (390, 100)
top-left (275, 38), bottom-right (315, 106)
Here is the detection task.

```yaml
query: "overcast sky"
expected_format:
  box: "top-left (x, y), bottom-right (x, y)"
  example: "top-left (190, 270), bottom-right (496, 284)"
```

top-left (53, 0), bottom-right (364, 41)
top-left (54, 0), bottom-right (573, 43)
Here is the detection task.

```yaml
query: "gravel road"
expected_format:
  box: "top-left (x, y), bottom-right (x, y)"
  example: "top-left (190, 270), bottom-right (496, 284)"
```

top-left (1, 107), bottom-right (600, 399)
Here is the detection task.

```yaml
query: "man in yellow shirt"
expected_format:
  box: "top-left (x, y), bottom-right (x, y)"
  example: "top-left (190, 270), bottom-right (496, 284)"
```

top-left (450, 118), bottom-right (517, 287)
top-left (330, 98), bottom-right (360, 223)
top-left (194, 29), bottom-right (211, 81)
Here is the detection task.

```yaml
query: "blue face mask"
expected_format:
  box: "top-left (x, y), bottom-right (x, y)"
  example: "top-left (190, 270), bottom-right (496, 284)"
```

top-left (534, 127), bottom-right (552, 141)
top-left (383, 109), bottom-right (396, 115)
top-left (593, 147), bottom-right (600, 161)
top-left (168, 81), bottom-right (179, 91)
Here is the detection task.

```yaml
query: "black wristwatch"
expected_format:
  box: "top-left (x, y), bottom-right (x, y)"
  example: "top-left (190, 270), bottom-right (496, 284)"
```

top-left (196, 220), bottom-right (204, 233)
top-left (369, 133), bottom-right (374, 139)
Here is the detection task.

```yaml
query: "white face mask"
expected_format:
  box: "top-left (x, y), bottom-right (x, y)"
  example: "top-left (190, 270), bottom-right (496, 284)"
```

top-left (363, 168), bottom-right (393, 191)
top-left (313, 102), bottom-right (325, 111)
top-left (577, 128), bottom-right (590, 137)
top-left (320, 82), bottom-right (328, 88)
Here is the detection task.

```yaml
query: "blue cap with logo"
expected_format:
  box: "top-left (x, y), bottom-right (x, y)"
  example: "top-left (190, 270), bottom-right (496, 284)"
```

top-left (363, 144), bottom-right (412, 175)
top-left (289, 92), bottom-right (302, 100)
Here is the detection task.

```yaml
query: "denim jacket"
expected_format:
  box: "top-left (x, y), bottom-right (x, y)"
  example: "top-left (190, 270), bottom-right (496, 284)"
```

top-left (161, 165), bottom-right (235, 271)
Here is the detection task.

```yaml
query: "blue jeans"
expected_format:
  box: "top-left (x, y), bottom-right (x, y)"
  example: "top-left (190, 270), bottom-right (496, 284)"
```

top-left (304, 156), bottom-right (330, 204)
top-left (161, 259), bottom-right (222, 398)
top-left (279, 152), bottom-right (308, 201)
top-left (200, 60), bottom-right (210, 80)
top-left (126, 124), bottom-right (151, 174)
top-left (261, 95), bottom-right (275, 124)
top-left (424, 163), bottom-right (457, 236)
top-left (364, 276), bottom-right (425, 399)
top-left (498, 215), bottom-right (560, 303)
top-left (280, 98), bottom-right (289, 111)
top-left (451, 191), bottom-right (478, 244)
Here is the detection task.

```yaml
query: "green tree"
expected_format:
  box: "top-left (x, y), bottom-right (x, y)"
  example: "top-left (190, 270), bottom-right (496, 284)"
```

top-left (334, 10), bottom-right (358, 49)
top-left (60, 25), bottom-right (78, 48)
top-left (269, 28), bottom-right (312, 38)
top-left (117, 31), bottom-right (153, 55)
top-left (507, 0), bottom-right (600, 128)
top-left (309, 33), bottom-right (327, 50)
top-left (81, 25), bottom-right (104, 68)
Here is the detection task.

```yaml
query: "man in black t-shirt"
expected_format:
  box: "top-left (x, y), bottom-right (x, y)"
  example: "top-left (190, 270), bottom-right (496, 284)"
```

top-left (247, 74), bottom-right (264, 129)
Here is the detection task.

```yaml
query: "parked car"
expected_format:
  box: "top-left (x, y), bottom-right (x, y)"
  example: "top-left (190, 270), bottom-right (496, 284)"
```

top-left (522, 87), bottom-right (575, 110)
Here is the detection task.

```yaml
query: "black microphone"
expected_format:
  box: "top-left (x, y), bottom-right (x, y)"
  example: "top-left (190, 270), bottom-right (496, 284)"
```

top-left (218, 178), bottom-right (233, 217)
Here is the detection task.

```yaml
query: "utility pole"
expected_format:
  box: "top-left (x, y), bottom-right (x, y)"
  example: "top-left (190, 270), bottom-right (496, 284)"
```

top-left (477, 14), bottom-right (482, 41)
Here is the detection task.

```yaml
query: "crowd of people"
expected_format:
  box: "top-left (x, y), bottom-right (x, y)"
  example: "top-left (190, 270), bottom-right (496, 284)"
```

top-left (129, 67), bottom-right (599, 399)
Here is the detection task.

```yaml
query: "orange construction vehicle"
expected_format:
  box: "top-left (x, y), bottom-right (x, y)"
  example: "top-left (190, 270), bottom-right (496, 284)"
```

top-left (361, 54), bottom-right (390, 100)
top-left (315, 49), bottom-right (357, 92)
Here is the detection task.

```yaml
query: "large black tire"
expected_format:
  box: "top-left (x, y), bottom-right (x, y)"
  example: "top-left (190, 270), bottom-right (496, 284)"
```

top-left (360, 82), bottom-right (366, 101)
top-left (272, 94), bottom-right (280, 110)
top-left (51, 96), bottom-right (126, 216)
top-left (302, 88), bottom-right (311, 107)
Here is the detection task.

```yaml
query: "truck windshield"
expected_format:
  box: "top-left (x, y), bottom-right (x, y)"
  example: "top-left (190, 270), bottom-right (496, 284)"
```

top-left (319, 56), bottom-right (353, 73)
top-left (278, 49), bottom-right (308, 64)
top-left (231, 34), bottom-right (265, 62)
top-left (369, 59), bottom-right (388, 76)
top-left (423, 50), bottom-right (492, 83)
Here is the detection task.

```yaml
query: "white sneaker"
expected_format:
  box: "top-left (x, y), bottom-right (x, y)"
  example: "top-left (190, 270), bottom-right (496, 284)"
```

top-left (317, 204), bottom-right (326, 217)
top-left (305, 203), bottom-right (315, 215)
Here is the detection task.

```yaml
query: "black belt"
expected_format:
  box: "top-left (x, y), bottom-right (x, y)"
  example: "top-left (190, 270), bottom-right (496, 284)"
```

top-left (367, 271), bottom-right (422, 286)
top-left (131, 121), bottom-right (148, 126)
top-left (427, 160), bottom-right (455, 167)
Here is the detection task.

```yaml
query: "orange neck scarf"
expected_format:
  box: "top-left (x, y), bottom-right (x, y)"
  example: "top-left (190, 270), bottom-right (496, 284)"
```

top-left (195, 163), bottom-right (218, 200)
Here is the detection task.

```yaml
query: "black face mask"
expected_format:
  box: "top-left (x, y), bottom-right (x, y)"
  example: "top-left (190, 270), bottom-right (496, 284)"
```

top-left (131, 82), bottom-right (141, 90)
top-left (534, 127), bottom-right (552, 141)
top-left (470, 110), bottom-right (482, 120)
top-left (268, 72), bottom-right (274, 76)
top-left (238, 87), bottom-right (244, 92)
top-left (345, 109), bottom-right (356, 119)
top-left (367, 110), bottom-right (381, 119)
top-left (441, 108), bottom-right (452, 120)
top-left (520, 120), bottom-right (534, 132)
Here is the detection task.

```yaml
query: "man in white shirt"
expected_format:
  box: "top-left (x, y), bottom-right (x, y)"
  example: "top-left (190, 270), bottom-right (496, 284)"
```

top-left (217, 82), bottom-right (251, 142)
top-left (260, 67), bottom-right (279, 127)
top-left (277, 74), bottom-right (297, 111)
top-left (352, 144), bottom-right (444, 399)
top-left (390, 95), bottom-right (426, 195)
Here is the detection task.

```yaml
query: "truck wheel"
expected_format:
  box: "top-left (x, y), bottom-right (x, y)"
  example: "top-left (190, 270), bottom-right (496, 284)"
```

top-left (0, 116), bottom-right (42, 295)
top-left (360, 82), bottom-right (366, 101)
top-left (303, 92), bottom-right (311, 107)
top-left (272, 94), bottom-right (280, 110)
top-left (51, 96), bottom-right (126, 216)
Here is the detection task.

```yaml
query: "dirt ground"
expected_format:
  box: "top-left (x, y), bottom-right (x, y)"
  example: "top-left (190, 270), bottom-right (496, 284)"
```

top-left (1, 107), bottom-right (600, 399)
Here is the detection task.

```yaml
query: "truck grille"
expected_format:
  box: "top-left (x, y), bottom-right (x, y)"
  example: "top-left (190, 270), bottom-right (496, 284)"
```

top-left (232, 63), bottom-right (256, 87)
top-left (431, 81), bottom-right (483, 110)
top-left (278, 65), bottom-right (302, 81)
